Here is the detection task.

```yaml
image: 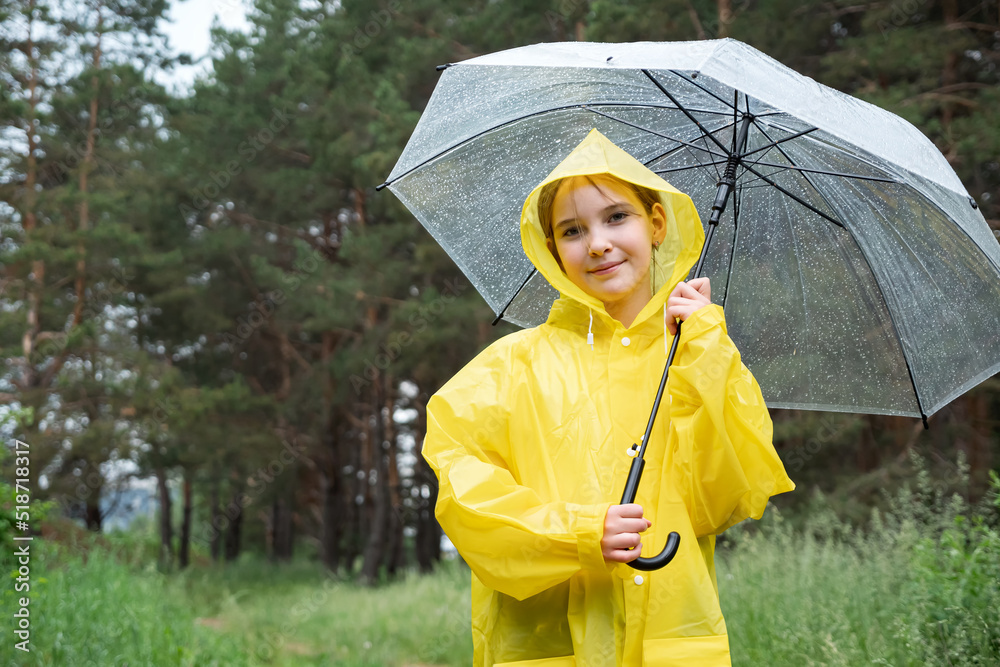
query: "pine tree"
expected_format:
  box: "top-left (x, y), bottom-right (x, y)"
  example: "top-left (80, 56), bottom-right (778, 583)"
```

top-left (0, 0), bottom-right (175, 530)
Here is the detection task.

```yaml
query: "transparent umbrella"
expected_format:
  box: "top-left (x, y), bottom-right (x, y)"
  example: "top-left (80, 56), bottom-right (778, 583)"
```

top-left (380, 38), bottom-right (1000, 421)
top-left (378, 38), bottom-right (1000, 568)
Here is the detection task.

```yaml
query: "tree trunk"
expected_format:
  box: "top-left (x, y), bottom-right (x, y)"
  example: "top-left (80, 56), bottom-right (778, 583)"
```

top-left (685, 0), bottom-right (707, 40)
top-left (857, 415), bottom-right (878, 473)
top-left (156, 465), bottom-right (173, 568)
top-left (352, 186), bottom-right (366, 229)
top-left (941, 0), bottom-right (959, 132)
top-left (717, 0), bottom-right (733, 37)
top-left (320, 331), bottom-right (342, 572)
top-left (342, 418), bottom-right (363, 572)
top-left (949, 392), bottom-right (993, 500)
top-left (209, 480), bottom-right (222, 561)
top-left (359, 456), bottom-right (386, 584)
top-left (21, 0), bottom-right (44, 394)
top-left (383, 387), bottom-right (405, 577)
top-left (71, 8), bottom-right (101, 329)
top-left (34, 4), bottom-right (104, 390)
top-left (320, 461), bottom-right (341, 572)
top-left (224, 488), bottom-right (243, 562)
top-left (84, 497), bottom-right (102, 532)
top-left (967, 391), bottom-right (993, 499)
top-left (179, 470), bottom-right (192, 569)
top-left (360, 376), bottom-right (388, 585)
top-left (272, 495), bottom-right (294, 562)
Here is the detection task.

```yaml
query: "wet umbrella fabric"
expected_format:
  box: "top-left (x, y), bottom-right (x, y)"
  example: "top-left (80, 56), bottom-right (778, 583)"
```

top-left (380, 38), bottom-right (1000, 421)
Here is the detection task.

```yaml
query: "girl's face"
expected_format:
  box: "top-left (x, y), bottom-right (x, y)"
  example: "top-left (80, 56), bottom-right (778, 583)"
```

top-left (548, 175), bottom-right (666, 325)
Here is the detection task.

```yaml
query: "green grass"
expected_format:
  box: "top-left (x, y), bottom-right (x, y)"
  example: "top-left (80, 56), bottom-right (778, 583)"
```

top-left (168, 554), bottom-right (472, 666)
top-left (721, 469), bottom-right (1000, 666)
top-left (1, 464), bottom-right (997, 666)
top-left (0, 534), bottom-right (472, 667)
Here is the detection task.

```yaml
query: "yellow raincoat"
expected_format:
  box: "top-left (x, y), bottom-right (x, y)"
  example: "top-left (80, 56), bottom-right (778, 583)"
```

top-left (423, 128), bottom-right (795, 666)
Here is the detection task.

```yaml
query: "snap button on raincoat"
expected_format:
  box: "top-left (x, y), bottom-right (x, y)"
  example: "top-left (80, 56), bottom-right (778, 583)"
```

top-left (423, 128), bottom-right (795, 666)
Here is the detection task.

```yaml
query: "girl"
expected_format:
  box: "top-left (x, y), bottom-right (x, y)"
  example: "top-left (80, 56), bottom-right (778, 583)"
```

top-left (422, 128), bottom-right (794, 667)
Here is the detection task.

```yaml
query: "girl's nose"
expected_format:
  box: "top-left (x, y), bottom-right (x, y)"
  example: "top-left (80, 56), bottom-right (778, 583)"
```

top-left (587, 230), bottom-right (612, 255)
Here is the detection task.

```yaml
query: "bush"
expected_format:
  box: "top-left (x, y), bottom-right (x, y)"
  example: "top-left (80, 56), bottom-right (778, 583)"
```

top-left (720, 454), bottom-right (1000, 666)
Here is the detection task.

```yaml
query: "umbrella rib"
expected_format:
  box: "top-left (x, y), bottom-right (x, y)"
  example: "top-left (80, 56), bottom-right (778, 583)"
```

top-left (723, 84), bottom-right (750, 305)
top-left (763, 119), bottom-right (904, 179)
top-left (379, 102), bottom-right (731, 188)
top-left (752, 125), bottom-right (930, 420)
top-left (780, 191), bottom-right (814, 400)
top-left (742, 158), bottom-right (926, 421)
top-left (587, 101), bottom-right (735, 117)
top-left (869, 192), bottom-right (1000, 417)
top-left (742, 159), bottom-right (897, 183)
top-left (653, 159), bottom-right (729, 174)
top-left (721, 183), bottom-right (743, 309)
top-left (665, 69), bottom-right (738, 112)
top-left (651, 151), bottom-right (726, 184)
top-left (749, 121), bottom-right (899, 185)
top-left (909, 188), bottom-right (1000, 277)
top-left (791, 134), bottom-right (1000, 281)
top-left (641, 70), bottom-right (733, 156)
top-left (830, 214), bottom-right (930, 422)
top-left (734, 179), bottom-right (778, 189)
top-left (585, 106), bottom-right (731, 161)
top-left (492, 266), bottom-right (537, 326)
top-left (739, 162), bottom-right (845, 228)
top-left (644, 127), bottom-right (732, 175)
top-left (752, 118), bottom-right (879, 229)
top-left (741, 126), bottom-right (819, 157)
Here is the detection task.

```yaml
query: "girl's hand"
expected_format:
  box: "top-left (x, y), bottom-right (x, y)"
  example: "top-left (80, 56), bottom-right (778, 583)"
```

top-left (665, 277), bottom-right (711, 336)
top-left (602, 504), bottom-right (652, 564)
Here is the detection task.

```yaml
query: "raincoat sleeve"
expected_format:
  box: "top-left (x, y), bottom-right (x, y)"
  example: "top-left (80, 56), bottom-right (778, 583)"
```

top-left (423, 337), bottom-right (613, 602)
top-left (668, 303), bottom-right (795, 537)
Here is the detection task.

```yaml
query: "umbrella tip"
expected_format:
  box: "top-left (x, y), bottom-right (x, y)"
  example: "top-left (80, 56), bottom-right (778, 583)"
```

top-left (376, 181), bottom-right (389, 191)
top-left (436, 63), bottom-right (453, 71)
top-left (921, 413), bottom-right (929, 430)
top-left (968, 195), bottom-right (978, 209)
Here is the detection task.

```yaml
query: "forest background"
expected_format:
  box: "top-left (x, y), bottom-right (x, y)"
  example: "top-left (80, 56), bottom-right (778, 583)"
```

top-left (0, 0), bottom-right (998, 665)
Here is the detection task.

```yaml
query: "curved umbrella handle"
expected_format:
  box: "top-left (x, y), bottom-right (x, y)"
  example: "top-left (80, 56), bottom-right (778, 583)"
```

top-left (619, 453), bottom-right (681, 570)
top-left (631, 532), bottom-right (681, 571)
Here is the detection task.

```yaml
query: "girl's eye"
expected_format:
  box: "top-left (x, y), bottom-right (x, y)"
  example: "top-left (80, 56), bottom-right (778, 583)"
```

top-left (609, 211), bottom-right (628, 222)
top-left (561, 226), bottom-right (579, 238)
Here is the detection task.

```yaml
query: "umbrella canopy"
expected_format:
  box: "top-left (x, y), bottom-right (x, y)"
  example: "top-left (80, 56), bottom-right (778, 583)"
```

top-left (380, 38), bottom-right (1000, 421)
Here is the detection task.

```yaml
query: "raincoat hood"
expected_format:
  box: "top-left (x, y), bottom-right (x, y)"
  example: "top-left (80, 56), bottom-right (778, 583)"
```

top-left (520, 127), bottom-right (705, 329)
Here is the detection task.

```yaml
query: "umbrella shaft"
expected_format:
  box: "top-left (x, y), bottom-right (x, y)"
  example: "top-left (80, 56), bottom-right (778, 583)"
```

top-left (625, 112), bottom-right (752, 499)
top-left (620, 456), bottom-right (645, 504)
top-left (709, 114), bottom-right (753, 226)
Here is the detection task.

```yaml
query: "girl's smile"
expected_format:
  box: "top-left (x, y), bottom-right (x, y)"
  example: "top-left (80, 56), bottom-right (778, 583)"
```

top-left (590, 260), bottom-right (624, 275)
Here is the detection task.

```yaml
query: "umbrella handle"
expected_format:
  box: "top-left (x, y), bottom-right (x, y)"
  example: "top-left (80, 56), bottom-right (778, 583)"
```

top-left (631, 532), bottom-right (681, 571)
top-left (619, 454), bottom-right (682, 570)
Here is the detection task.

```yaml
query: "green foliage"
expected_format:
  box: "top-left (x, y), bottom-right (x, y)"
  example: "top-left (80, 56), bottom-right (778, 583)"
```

top-left (0, 537), bottom-right (252, 666)
top-left (721, 455), bottom-right (1000, 666)
top-left (0, 460), bottom-right (52, 556)
top-left (0, 534), bottom-right (472, 666)
top-left (4, 464), bottom-right (997, 665)
top-left (0, 407), bottom-right (52, 553)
